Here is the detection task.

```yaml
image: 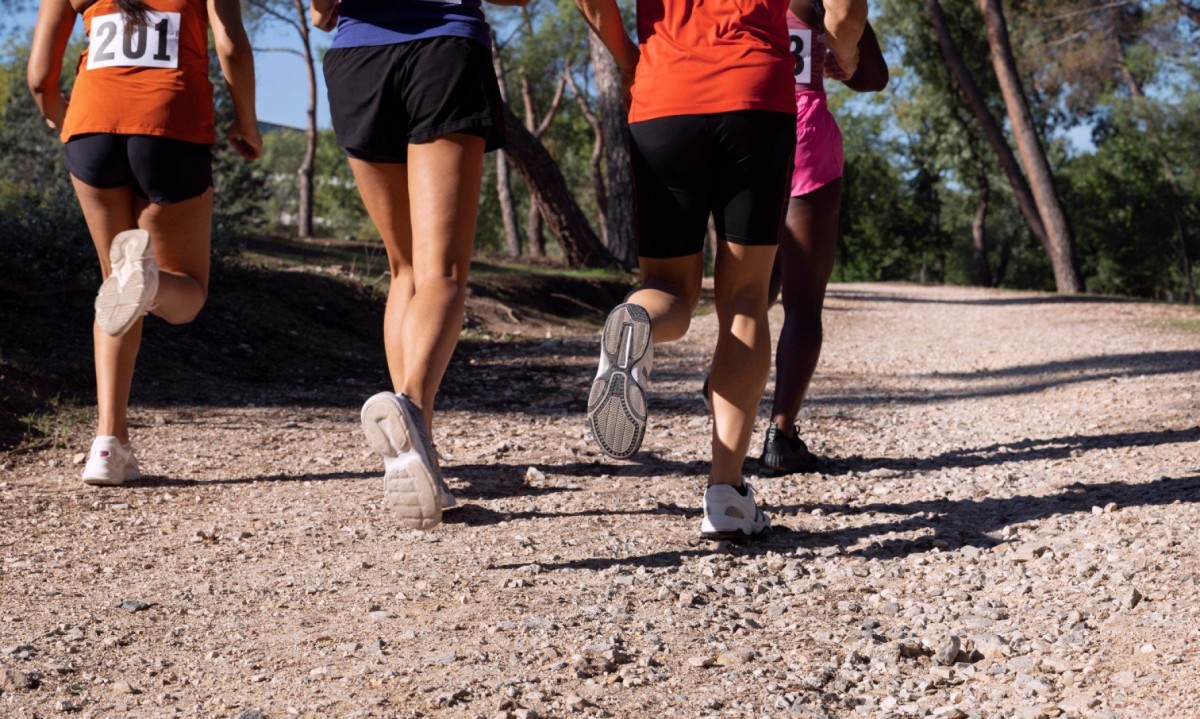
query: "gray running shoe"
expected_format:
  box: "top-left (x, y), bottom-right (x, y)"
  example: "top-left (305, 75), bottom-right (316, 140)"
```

top-left (361, 392), bottom-right (455, 530)
top-left (587, 303), bottom-right (653, 459)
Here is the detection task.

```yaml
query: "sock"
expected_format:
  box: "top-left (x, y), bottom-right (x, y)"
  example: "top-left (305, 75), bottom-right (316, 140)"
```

top-left (734, 483), bottom-right (749, 497)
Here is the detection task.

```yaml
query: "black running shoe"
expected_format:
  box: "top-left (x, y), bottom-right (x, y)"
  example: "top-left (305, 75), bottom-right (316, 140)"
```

top-left (759, 424), bottom-right (818, 475)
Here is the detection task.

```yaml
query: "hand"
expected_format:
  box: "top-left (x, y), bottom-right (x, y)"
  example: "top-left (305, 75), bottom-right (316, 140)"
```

top-left (228, 123), bottom-right (263, 161)
top-left (311, 1), bottom-right (339, 32)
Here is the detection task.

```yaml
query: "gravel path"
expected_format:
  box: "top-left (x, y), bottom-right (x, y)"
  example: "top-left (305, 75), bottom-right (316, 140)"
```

top-left (2, 283), bottom-right (1198, 719)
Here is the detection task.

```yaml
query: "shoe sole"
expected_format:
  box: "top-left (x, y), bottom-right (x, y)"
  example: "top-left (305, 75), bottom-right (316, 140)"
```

top-left (588, 304), bottom-right (651, 459)
top-left (81, 475), bottom-right (125, 487)
top-left (759, 451), bottom-right (820, 476)
top-left (361, 395), bottom-right (442, 530)
top-left (95, 229), bottom-right (154, 337)
top-left (699, 523), bottom-right (770, 541)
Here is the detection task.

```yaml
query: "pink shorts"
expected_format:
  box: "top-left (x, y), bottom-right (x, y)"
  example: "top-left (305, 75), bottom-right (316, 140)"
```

top-left (791, 91), bottom-right (844, 197)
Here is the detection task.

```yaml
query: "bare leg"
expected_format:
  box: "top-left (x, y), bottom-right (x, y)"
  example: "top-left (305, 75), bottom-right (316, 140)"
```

top-left (710, 240), bottom-right (778, 486)
top-left (626, 254), bottom-right (704, 343)
top-left (770, 179), bottom-right (841, 437)
top-left (348, 134), bottom-right (484, 431)
top-left (72, 179), bottom-right (214, 443)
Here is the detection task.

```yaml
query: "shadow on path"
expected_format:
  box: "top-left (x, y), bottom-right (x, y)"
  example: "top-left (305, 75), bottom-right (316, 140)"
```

top-left (497, 473), bottom-right (1200, 572)
top-left (827, 288), bottom-right (1140, 307)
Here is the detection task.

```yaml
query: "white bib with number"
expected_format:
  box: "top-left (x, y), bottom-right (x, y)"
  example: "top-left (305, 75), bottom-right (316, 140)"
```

top-left (86, 11), bottom-right (181, 71)
top-left (789, 28), bottom-right (813, 86)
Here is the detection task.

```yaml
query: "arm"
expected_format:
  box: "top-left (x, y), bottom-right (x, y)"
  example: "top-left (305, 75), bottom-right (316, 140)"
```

top-left (815, 0), bottom-right (867, 80)
top-left (833, 21), bottom-right (888, 92)
top-left (574, 0), bottom-right (639, 105)
top-left (209, 0), bottom-right (261, 159)
top-left (27, 0), bottom-right (77, 131)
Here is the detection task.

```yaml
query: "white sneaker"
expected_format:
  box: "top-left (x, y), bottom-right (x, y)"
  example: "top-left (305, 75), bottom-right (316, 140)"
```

top-left (700, 482), bottom-right (771, 539)
top-left (587, 303), bottom-right (653, 459)
top-left (361, 392), bottom-right (454, 531)
top-left (95, 229), bottom-right (159, 337)
top-left (81, 436), bottom-right (142, 486)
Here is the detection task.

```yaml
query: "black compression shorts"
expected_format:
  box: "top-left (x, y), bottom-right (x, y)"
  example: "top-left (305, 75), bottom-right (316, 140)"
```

top-left (628, 111), bottom-right (796, 258)
top-left (324, 36), bottom-right (506, 164)
top-left (64, 133), bottom-right (213, 205)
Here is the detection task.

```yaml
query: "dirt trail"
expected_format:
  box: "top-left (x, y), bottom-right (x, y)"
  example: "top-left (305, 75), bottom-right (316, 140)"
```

top-left (1, 283), bottom-right (1198, 719)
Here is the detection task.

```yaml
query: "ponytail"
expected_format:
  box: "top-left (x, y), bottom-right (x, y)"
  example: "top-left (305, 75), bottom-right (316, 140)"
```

top-left (117, 0), bottom-right (151, 28)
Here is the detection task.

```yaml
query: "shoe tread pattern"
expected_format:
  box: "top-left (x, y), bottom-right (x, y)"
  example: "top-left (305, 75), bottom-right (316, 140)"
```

top-left (588, 304), bottom-right (650, 459)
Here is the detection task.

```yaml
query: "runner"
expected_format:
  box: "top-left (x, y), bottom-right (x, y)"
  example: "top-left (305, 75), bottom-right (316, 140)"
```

top-left (578, 0), bottom-right (868, 539)
top-left (27, 0), bottom-right (260, 486)
top-left (758, 1), bottom-right (887, 475)
top-left (311, 0), bottom-right (518, 530)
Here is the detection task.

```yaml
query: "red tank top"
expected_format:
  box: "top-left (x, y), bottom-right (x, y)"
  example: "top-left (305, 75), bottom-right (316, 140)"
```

top-left (61, 0), bottom-right (215, 144)
top-left (786, 10), bottom-right (825, 94)
top-left (629, 0), bottom-right (795, 123)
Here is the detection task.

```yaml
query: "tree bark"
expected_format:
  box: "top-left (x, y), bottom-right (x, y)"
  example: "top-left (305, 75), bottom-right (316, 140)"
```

top-left (589, 32), bottom-right (638, 270)
top-left (500, 103), bottom-right (617, 269)
top-left (491, 42), bottom-right (522, 257)
top-left (971, 173), bottom-right (994, 287)
top-left (292, 0), bottom-right (316, 239)
top-left (979, 0), bottom-right (1085, 293)
top-left (566, 71), bottom-right (609, 247)
top-left (926, 0), bottom-right (1050, 262)
top-left (520, 72), bottom-right (568, 259)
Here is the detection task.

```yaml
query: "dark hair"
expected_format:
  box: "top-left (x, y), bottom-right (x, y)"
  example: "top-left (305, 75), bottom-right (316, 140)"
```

top-left (117, 0), bottom-right (151, 28)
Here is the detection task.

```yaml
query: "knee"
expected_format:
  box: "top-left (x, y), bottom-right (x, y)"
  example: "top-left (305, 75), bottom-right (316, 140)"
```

top-left (639, 275), bottom-right (701, 312)
top-left (717, 284), bottom-right (770, 320)
top-left (160, 295), bottom-right (206, 325)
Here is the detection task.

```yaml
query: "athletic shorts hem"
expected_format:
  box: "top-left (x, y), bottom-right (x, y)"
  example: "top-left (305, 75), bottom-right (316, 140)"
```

top-left (720, 231), bottom-right (778, 247)
top-left (409, 116), bottom-right (505, 151)
top-left (792, 173), bottom-right (843, 198)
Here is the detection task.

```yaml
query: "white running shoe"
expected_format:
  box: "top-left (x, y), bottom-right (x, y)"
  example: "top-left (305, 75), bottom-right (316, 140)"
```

top-left (587, 303), bottom-right (653, 459)
top-left (361, 392), bottom-right (454, 531)
top-left (95, 229), bottom-right (159, 337)
top-left (700, 482), bottom-right (771, 540)
top-left (81, 436), bottom-right (142, 486)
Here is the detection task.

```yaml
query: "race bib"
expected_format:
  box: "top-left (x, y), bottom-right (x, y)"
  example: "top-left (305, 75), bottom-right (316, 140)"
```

top-left (86, 11), bottom-right (181, 70)
top-left (789, 28), bottom-right (813, 86)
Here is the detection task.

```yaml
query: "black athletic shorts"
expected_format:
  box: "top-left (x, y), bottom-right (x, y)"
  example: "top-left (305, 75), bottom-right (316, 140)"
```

top-left (628, 111), bottom-right (796, 258)
top-left (324, 36), bottom-right (506, 164)
top-left (64, 133), bottom-right (213, 205)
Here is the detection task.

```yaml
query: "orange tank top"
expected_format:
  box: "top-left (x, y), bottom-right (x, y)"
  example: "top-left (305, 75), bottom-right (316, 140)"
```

top-left (629, 0), bottom-right (795, 123)
top-left (61, 0), bottom-right (215, 145)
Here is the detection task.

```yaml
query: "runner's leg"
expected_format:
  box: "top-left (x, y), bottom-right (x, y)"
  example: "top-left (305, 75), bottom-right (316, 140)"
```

top-left (770, 179), bottom-right (841, 436)
top-left (710, 240), bottom-right (777, 485)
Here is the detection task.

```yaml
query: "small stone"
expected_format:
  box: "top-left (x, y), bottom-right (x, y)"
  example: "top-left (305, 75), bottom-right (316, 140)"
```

top-left (565, 694), bottom-right (587, 712)
top-left (1091, 506), bottom-right (1104, 515)
top-left (430, 650), bottom-right (457, 665)
top-left (369, 610), bottom-right (392, 621)
top-left (1122, 587), bottom-right (1143, 610)
top-left (56, 699), bottom-right (78, 712)
top-left (687, 656), bottom-right (715, 668)
top-left (716, 649), bottom-right (754, 666)
top-left (235, 710), bottom-right (265, 719)
top-left (0, 668), bottom-right (36, 692)
top-left (117, 600), bottom-right (155, 613)
top-left (524, 467), bottom-right (546, 484)
top-left (111, 679), bottom-right (137, 695)
top-left (72, 453), bottom-right (86, 465)
top-left (934, 635), bottom-right (961, 666)
top-left (971, 633), bottom-right (1009, 659)
top-left (1112, 670), bottom-right (1137, 686)
top-left (1104, 502), bottom-right (1119, 513)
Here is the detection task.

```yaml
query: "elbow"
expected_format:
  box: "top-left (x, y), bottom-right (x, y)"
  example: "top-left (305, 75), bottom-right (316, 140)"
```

top-left (215, 34), bottom-right (252, 65)
top-left (26, 66), bottom-right (52, 100)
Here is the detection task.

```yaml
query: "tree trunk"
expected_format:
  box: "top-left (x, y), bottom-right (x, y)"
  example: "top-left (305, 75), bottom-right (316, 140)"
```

top-left (521, 75), bottom-right (546, 257)
top-left (979, 0), bottom-right (1085, 293)
top-left (926, 0), bottom-right (1049, 259)
top-left (971, 175), bottom-right (994, 287)
top-left (293, 0), bottom-right (317, 239)
top-left (500, 104), bottom-right (617, 268)
top-left (566, 72), bottom-right (609, 246)
top-left (589, 32), bottom-right (638, 270)
top-left (490, 40), bottom-right (522, 257)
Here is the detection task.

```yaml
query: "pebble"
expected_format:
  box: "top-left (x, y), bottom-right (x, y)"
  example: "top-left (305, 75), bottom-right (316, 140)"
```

top-left (0, 668), bottom-right (35, 692)
top-left (111, 679), bottom-right (137, 695)
top-left (235, 711), bottom-right (265, 719)
top-left (687, 656), bottom-right (715, 668)
top-left (117, 600), bottom-right (156, 613)
top-left (933, 635), bottom-right (961, 666)
top-left (1122, 587), bottom-right (1143, 609)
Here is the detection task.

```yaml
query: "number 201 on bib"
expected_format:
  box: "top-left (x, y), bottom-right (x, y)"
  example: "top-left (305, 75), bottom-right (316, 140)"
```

top-left (87, 12), bottom-right (181, 71)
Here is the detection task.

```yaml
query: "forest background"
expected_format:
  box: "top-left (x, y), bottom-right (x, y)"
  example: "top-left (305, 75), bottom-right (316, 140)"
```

top-left (1, 0), bottom-right (1198, 301)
